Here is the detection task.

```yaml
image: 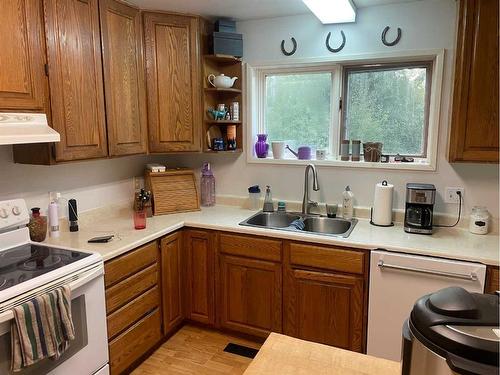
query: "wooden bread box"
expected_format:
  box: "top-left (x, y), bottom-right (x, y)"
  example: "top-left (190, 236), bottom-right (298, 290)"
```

top-left (145, 169), bottom-right (200, 215)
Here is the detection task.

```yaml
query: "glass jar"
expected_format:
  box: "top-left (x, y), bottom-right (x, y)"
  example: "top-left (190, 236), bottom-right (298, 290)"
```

top-left (469, 206), bottom-right (489, 235)
top-left (201, 162), bottom-right (216, 207)
top-left (28, 207), bottom-right (47, 242)
top-left (134, 210), bottom-right (147, 230)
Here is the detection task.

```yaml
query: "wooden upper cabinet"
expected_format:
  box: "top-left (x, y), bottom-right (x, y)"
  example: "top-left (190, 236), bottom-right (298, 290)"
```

top-left (44, 0), bottom-right (108, 161)
top-left (100, 0), bottom-right (148, 156)
top-left (0, 0), bottom-right (48, 111)
top-left (449, 0), bottom-right (499, 163)
top-left (143, 12), bottom-right (202, 153)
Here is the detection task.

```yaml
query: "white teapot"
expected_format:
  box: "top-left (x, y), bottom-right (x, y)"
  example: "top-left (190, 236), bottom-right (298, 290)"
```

top-left (208, 74), bottom-right (238, 89)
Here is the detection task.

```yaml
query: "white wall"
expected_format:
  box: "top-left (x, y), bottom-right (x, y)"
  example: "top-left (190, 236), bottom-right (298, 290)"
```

top-left (0, 146), bottom-right (164, 216)
top-left (0, 0), bottom-right (497, 220)
top-left (168, 0), bottom-right (499, 218)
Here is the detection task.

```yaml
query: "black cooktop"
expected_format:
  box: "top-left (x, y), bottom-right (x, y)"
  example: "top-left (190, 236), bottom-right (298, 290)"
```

top-left (0, 244), bottom-right (91, 291)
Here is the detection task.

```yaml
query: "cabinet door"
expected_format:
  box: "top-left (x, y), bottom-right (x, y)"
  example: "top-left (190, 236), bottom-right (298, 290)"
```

top-left (161, 232), bottom-right (184, 335)
top-left (485, 266), bottom-right (499, 294)
top-left (449, 0), bottom-right (499, 162)
top-left (219, 254), bottom-right (282, 338)
top-left (284, 268), bottom-right (365, 352)
top-left (100, 0), bottom-right (147, 156)
top-left (184, 230), bottom-right (215, 325)
top-left (44, 0), bottom-right (108, 161)
top-left (0, 0), bottom-right (48, 111)
top-left (143, 12), bottom-right (202, 152)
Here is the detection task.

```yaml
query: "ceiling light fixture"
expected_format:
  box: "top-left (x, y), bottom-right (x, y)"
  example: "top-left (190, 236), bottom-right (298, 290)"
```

top-left (302, 0), bottom-right (357, 24)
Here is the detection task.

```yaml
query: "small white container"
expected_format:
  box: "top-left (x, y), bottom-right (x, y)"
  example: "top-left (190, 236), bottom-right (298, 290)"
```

top-left (469, 206), bottom-right (490, 235)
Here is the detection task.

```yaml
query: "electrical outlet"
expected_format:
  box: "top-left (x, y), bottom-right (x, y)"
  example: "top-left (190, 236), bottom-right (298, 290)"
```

top-left (444, 187), bottom-right (464, 204)
top-left (133, 177), bottom-right (144, 191)
top-left (49, 191), bottom-right (61, 203)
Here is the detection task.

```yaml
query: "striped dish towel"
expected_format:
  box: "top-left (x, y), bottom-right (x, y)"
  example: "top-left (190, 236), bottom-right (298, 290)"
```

top-left (11, 285), bottom-right (75, 372)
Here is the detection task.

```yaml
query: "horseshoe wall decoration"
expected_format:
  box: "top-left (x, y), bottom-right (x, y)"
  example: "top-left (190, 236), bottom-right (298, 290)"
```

top-left (381, 26), bottom-right (402, 47)
top-left (326, 31), bottom-right (346, 53)
top-left (281, 37), bottom-right (297, 56)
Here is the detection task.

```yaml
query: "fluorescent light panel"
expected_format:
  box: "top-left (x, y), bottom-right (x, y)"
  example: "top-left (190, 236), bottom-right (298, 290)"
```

top-left (302, 0), bottom-right (356, 24)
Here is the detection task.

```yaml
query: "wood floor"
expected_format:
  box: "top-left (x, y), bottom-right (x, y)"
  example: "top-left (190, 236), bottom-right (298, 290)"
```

top-left (132, 325), bottom-right (263, 375)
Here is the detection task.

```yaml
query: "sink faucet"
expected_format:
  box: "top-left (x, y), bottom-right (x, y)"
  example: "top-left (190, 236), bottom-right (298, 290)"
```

top-left (302, 164), bottom-right (320, 215)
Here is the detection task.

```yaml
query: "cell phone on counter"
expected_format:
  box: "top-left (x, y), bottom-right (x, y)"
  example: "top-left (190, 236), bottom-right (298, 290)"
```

top-left (88, 235), bottom-right (114, 243)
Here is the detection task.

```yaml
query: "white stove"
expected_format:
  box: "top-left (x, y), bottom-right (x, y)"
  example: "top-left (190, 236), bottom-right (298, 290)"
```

top-left (0, 199), bottom-right (109, 375)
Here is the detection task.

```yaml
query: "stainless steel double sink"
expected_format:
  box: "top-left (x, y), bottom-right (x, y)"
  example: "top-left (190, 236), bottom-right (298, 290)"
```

top-left (239, 211), bottom-right (357, 238)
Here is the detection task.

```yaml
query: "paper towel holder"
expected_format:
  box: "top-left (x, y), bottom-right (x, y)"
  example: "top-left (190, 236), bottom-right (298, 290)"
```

top-left (370, 207), bottom-right (394, 227)
top-left (370, 180), bottom-right (394, 227)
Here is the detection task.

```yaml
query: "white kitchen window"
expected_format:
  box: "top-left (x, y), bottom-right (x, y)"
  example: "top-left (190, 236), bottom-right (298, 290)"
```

top-left (247, 51), bottom-right (444, 170)
top-left (265, 72), bottom-right (333, 154)
top-left (342, 62), bottom-right (432, 157)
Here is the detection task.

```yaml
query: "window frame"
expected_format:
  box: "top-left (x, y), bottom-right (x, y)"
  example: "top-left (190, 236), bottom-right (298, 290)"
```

top-left (340, 61), bottom-right (434, 158)
top-left (246, 50), bottom-right (445, 171)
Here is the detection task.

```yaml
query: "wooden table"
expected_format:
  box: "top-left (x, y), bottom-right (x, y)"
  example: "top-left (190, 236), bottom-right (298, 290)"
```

top-left (244, 333), bottom-right (401, 375)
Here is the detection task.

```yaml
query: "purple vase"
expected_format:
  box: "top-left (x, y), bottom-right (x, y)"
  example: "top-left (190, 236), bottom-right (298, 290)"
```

top-left (255, 134), bottom-right (269, 158)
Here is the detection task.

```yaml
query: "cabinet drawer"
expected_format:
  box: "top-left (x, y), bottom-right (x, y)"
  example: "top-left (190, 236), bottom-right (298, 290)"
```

top-left (109, 308), bottom-right (162, 375)
top-left (289, 243), bottom-right (365, 275)
top-left (220, 233), bottom-right (282, 262)
top-left (106, 264), bottom-right (158, 314)
top-left (104, 241), bottom-right (158, 288)
top-left (107, 286), bottom-right (160, 340)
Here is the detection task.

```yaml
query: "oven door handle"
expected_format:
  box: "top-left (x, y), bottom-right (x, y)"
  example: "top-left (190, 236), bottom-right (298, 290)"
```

top-left (0, 264), bottom-right (104, 327)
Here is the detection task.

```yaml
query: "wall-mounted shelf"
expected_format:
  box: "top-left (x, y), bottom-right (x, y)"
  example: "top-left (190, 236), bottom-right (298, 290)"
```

top-left (204, 148), bottom-right (243, 154)
top-left (202, 54), bottom-right (243, 154)
top-left (204, 87), bottom-right (242, 94)
top-left (203, 54), bottom-right (242, 64)
top-left (205, 120), bottom-right (242, 125)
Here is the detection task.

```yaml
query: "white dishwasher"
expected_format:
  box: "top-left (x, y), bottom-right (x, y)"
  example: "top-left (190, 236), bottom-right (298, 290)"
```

top-left (367, 250), bottom-right (486, 362)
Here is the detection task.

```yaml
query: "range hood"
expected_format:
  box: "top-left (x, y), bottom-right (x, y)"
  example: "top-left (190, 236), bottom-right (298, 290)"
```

top-left (0, 112), bottom-right (60, 145)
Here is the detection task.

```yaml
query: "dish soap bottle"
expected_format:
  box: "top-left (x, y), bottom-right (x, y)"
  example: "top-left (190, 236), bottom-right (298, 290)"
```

top-left (342, 186), bottom-right (354, 220)
top-left (201, 162), bottom-right (216, 207)
top-left (263, 185), bottom-right (274, 212)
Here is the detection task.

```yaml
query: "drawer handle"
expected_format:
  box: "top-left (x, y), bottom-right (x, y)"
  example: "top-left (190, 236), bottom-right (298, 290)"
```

top-left (377, 260), bottom-right (478, 281)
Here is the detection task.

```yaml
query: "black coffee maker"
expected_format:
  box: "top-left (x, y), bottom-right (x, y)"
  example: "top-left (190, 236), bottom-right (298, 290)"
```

top-left (404, 183), bottom-right (436, 234)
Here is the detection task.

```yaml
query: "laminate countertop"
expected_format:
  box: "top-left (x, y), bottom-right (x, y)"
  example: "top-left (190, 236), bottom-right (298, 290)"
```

top-left (42, 204), bottom-right (499, 266)
top-left (244, 333), bottom-right (400, 375)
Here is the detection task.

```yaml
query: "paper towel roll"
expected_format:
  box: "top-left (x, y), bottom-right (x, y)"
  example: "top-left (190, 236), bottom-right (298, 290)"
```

top-left (372, 180), bottom-right (394, 226)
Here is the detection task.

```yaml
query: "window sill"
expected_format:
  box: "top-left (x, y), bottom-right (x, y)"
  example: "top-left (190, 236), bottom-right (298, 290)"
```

top-left (247, 157), bottom-right (436, 171)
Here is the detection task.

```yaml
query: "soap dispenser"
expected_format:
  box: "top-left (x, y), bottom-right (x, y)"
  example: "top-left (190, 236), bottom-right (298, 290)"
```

top-left (263, 185), bottom-right (274, 212)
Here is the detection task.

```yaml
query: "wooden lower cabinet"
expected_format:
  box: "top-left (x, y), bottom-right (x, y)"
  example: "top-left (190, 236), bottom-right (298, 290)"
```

top-left (284, 268), bottom-right (365, 352)
top-left (184, 229), bottom-right (216, 325)
top-left (103, 231), bottom-right (370, 373)
top-left (485, 266), bottom-right (499, 294)
top-left (104, 240), bottom-right (162, 375)
top-left (219, 254), bottom-right (282, 338)
top-left (283, 242), bottom-right (367, 353)
top-left (108, 309), bottom-right (162, 375)
top-left (161, 232), bottom-right (184, 335)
